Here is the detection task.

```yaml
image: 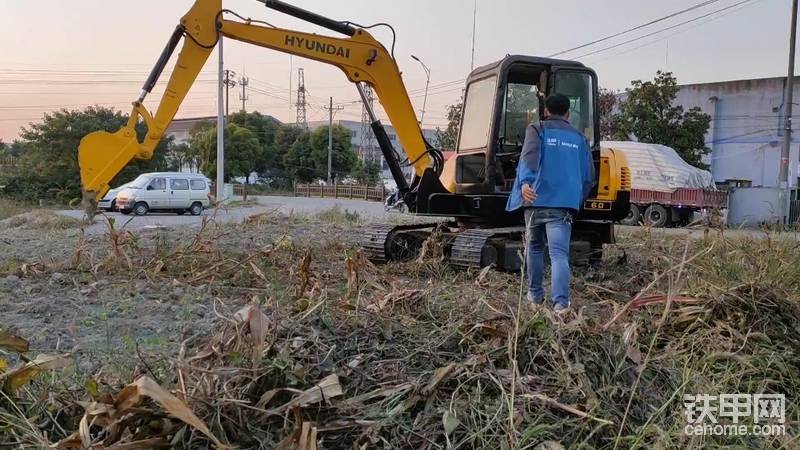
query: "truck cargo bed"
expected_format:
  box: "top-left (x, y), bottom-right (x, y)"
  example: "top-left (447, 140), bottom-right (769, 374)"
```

top-left (631, 188), bottom-right (727, 209)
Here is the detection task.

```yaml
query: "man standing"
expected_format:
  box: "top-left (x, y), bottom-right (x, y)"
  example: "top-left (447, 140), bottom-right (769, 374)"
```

top-left (506, 93), bottom-right (594, 314)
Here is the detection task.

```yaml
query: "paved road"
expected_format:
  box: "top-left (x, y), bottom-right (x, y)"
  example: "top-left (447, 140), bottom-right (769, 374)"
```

top-left (55, 196), bottom-right (396, 233)
top-left (56, 195), bottom-right (790, 239)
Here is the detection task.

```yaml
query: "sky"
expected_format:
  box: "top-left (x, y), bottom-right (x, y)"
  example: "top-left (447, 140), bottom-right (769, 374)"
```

top-left (0, 0), bottom-right (796, 141)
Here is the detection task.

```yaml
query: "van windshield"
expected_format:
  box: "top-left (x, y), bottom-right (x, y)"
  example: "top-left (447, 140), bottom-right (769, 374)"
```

top-left (128, 176), bottom-right (150, 189)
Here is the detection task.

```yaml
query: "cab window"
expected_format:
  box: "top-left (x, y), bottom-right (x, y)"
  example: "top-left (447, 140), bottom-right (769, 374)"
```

top-left (554, 71), bottom-right (596, 146)
top-left (499, 83), bottom-right (540, 153)
top-left (170, 179), bottom-right (189, 190)
top-left (148, 178), bottom-right (166, 190)
top-left (190, 179), bottom-right (206, 190)
top-left (458, 76), bottom-right (497, 151)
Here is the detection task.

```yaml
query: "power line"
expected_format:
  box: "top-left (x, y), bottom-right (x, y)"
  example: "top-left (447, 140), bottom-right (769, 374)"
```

top-left (571, 0), bottom-right (754, 60)
top-left (584, 0), bottom-right (761, 64)
top-left (548, 0), bottom-right (723, 57)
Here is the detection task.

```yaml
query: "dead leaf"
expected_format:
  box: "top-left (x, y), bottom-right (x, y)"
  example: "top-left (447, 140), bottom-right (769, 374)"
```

top-left (0, 358), bottom-right (6, 373)
top-left (0, 330), bottom-right (29, 353)
top-left (106, 438), bottom-right (170, 449)
top-left (267, 374), bottom-right (343, 414)
top-left (535, 441), bottom-right (566, 450)
top-left (422, 363), bottom-right (459, 395)
top-left (250, 261), bottom-right (267, 282)
top-left (2, 353), bottom-right (72, 393)
top-left (443, 410), bottom-right (460, 435)
top-left (298, 422), bottom-right (318, 450)
top-left (342, 383), bottom-right (415, 406)
top-left (475, 265), bottom-right (493, 286)
top-left (122, 376), bottom-right (227, 448)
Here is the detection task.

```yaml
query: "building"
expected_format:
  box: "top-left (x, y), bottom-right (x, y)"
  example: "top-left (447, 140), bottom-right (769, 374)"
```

top-left (166, 116), bottom-right (217, 146)
top-left (674, 76), bottom-right (800, 189)
top-left (166, 114), bottom-right (283, 145)
top-left (305, 119), bottom-right (439, 176)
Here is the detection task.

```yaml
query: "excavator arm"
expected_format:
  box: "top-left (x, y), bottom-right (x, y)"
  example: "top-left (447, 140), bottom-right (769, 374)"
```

top-left (79, 0), bottom-right (436, 203)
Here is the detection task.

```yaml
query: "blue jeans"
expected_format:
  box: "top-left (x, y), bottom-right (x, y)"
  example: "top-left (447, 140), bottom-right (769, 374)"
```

top-left (524, 208), bottom-right (573, 308)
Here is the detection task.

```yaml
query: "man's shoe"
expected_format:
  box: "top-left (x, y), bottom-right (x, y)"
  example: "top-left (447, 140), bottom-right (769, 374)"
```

top-left (554, 303), bottom-right (570, 315)
top-left (527, 291), bottom-right (544, 305)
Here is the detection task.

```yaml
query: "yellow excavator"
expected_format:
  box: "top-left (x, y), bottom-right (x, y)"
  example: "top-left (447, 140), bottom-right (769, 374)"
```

top-left (78, 0), bottom-right (631, 270)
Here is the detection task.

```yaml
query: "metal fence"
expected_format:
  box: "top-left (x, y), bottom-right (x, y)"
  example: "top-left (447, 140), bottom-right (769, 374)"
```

top-left (790, 200), bottom-right (800, 224)
top-left (294, 183), bottom-right (387, 202)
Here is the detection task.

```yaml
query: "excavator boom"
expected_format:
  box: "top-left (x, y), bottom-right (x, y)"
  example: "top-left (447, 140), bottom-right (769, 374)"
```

top-left (79, 0), bottom-right (434, 203)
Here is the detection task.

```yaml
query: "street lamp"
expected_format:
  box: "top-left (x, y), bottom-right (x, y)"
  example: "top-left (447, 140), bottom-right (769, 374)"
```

top-left (411, 55), bottom-right (431, 125)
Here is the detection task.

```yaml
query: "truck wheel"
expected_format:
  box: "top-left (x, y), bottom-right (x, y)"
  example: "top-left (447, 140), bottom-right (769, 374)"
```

top-left (133, 202), bottom-right (149, 216)
top-left (644, 204), bottom-right (669, 228)
top-left (621, 204), bottom-right (642, 226)
top-left (189, 202), bottom-right (203, 216)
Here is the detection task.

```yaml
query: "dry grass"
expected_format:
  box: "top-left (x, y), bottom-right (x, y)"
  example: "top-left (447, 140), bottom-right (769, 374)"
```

top-left (0, 198), bottom-right (29, 221)
top-left (0, 210), bottom-right (82, 230)
top-left (1, 218), bottom-right (799, 449)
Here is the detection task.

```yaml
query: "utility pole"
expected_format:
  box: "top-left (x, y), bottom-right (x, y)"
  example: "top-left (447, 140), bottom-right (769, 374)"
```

top-left (324, 96), bottom-right (344, 183)
top-left (239, 75), bottom-right (249, 112)
top-left (411, 55), bottom-right (431, 124)
top-left (780, 0), bottom-right (798, 222)
top-left (216, 38), bottom-right (225, 204)
top-left (471, 0), bottom-right (477, 70)
top-left (223, 69), bottom-right (237, 122)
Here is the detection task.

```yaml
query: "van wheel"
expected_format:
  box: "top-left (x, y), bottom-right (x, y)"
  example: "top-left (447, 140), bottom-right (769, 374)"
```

top-left (621, 204), bottom-right (642, 226)
top-left (110, 199), bottom-right (117, 211)
top-left (189, 202), bottom-right (203, 216)
top-left (120, 209), bottom-right (131, 215)
top-left (644, 204), bottom-right (669, 228)
top-left (133, 202), bottom-right (149, 216)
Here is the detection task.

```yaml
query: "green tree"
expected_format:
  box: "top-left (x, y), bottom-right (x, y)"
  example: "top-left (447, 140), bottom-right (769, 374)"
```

top-left (598, 88), bottom-right (620, 140)
top-left (282, 125), bottom-right (359, 183)
top-left (1, 106), bottom-right (170, 202)
top-left (436, 99), bottom-right (463, 151)
top-left (192, 124), bottom-right (261, 183)
top-left (229, 111), bottom-right (282, 175)
top-left (352, 159), bottom-right (381, 185)
top-left (613, 71), bottom-right (711, 168)
top-left (283, 130), bottom-right (316, 182)
top-left (309, 125), bottom-right (358, 181)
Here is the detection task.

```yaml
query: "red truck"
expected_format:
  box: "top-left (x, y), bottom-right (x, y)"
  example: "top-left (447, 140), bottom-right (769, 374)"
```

top-left (621, 188), bottom-right (728, 227)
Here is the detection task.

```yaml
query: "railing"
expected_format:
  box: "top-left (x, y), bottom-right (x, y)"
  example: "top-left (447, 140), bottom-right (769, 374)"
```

top-left (0, 156), bottom-right (16, 168)
top-left (790, 200), bottom-right (800, 225)
top-left (294, 183), bottom-right (387, 202)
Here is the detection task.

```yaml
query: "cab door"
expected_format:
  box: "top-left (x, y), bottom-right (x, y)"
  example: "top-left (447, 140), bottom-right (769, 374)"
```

top-left (144, 177), bottom-right (169, 209)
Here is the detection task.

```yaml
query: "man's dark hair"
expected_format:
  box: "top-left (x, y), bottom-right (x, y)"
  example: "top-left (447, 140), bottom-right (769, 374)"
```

top-left (545, 94), bottom-right (571, 116)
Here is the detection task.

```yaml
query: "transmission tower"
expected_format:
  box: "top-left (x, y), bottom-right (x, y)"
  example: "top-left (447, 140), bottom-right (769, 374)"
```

top-left (239, 75), bottom-right (249, 112)
top-left (360, 85), bottom-right (376, 163)
top-left (295, 68), bottom-right (308, 129)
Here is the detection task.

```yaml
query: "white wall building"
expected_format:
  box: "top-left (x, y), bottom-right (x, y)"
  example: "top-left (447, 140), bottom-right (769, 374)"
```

top-left (673, 76), bottom-right (800, 189)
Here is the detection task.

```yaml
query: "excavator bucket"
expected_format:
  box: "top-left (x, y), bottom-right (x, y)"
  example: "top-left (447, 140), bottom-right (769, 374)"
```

top-left (78, 127), bottom-right (141, 212)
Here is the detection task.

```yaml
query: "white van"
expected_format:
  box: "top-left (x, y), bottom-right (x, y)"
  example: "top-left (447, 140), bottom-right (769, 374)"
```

top-left (115, 172), bottom-right (211, 216)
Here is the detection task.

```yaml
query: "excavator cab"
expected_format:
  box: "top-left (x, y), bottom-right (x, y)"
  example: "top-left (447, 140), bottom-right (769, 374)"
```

top-left (415, 56), bottom-right (628, 225)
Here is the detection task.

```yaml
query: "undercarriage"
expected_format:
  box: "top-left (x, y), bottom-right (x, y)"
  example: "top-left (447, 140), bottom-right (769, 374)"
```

top-left (362, 220), bottom-right (612, 271)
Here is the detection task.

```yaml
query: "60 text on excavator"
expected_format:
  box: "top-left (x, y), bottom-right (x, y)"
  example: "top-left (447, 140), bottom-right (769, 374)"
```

top-left (77, 0), bottom-right (632, 270)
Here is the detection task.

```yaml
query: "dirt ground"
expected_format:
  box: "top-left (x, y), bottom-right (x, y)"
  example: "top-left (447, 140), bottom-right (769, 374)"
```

top-left (2, 209), bottom-right (798, 448)
top-left (0, 211), bottom-right (362, 374)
